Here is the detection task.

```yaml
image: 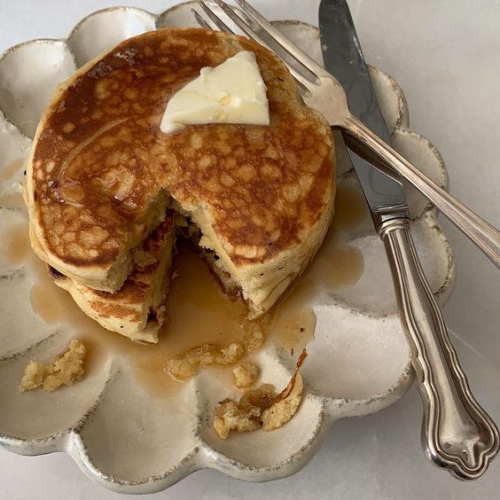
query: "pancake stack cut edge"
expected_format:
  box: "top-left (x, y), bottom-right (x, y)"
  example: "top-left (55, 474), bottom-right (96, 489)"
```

top-left (26, 28), bottom-right (336, 343)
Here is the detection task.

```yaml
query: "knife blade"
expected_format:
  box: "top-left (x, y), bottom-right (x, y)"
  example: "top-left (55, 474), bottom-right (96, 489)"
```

top-left (318, 0), bottom-right (499, 479)
top-left (319, 0), bottom-right (408, 226)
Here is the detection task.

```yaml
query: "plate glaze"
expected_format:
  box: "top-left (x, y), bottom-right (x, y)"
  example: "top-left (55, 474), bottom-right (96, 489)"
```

top-left (0, 1), bottom-right (454, 494)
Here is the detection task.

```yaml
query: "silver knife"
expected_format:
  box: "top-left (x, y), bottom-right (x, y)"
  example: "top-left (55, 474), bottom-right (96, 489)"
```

top-left (319, 0), bottom-right (499, 480)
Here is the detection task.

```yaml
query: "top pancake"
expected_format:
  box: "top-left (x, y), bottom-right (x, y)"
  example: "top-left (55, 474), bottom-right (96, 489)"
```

top-left (27, 28), bottom-right (335, 295)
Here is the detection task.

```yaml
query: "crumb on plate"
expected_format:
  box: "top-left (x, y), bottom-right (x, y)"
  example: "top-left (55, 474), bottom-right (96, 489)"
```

top-left (262, 365), bottom-right (304, 431)
top-left (214, 349), bottom-right (307, 439)
top-left (165, 342), bottom-right (244, 381)
top-left (243, 324), bottom-right (265, 353)
top-left (19, 339), bottom-right (86, 393)
top-left (233, 362), bottom-right (259, 390)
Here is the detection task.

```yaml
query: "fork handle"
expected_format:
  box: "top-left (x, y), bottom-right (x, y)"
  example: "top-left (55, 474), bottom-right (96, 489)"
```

top-left (380, 217), bottom-right (499, 479)
top-left (342, 115), bottom-right (500, 269)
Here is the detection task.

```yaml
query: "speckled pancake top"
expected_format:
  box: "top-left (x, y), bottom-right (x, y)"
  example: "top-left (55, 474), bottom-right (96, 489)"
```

top-left (29, 28), bottom-right (334, 273)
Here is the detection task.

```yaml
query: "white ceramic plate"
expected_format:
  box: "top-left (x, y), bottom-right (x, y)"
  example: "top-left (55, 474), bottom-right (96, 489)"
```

top-left (0, 1), bottom-right (454, 494)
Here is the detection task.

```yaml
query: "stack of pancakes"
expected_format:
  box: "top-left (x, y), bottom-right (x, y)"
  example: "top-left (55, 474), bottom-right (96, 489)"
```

top-left (26, 28), bottom-right (335, 343)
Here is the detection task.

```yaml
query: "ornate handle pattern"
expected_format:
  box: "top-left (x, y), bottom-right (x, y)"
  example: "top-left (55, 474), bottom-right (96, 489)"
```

top-left (380, 218), bottom-right (499, 479)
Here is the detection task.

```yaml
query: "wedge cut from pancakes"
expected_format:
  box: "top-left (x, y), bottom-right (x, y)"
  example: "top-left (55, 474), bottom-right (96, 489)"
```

top-left (26, 27), bottom-right (336, 326)
top-left (48, 213), bottom-right (175, 343)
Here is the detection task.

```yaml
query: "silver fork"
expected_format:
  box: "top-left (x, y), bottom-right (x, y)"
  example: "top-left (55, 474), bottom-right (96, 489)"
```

top-left (195, 0), bottom-right (500, 271)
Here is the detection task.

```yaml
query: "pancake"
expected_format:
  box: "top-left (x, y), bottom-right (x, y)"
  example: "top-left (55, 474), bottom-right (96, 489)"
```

top-left (49, 214), bottom-right (175, 343)
top-left (26, 28), bottom-right (335, 319)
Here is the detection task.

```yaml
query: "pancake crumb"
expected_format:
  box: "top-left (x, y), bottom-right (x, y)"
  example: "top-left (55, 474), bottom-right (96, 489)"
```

top-left (243, 324), bottom-right (265, 353)
top-left (262, 372), bottom-right (303, 431)
top-left (19, 339), bottom-right (86, 393)
top-left (214, 384), bottom-right (276, 439)
top-left (213, 349), bottom-right (307, 439)
top-left (165, 342), bottom-right (244, 382)
top-left (233, 362), bottom-right (259, 390)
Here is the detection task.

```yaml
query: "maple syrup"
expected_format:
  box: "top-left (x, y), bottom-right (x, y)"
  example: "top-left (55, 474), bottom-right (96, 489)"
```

top-left (0, 193), bottom-right (26, 209)
top-left (26, 243), bottom-right (267, 397)
top-left (269, 184), bottom-right (366, 352)
top-left (2, 182), bottom-right (367, 396)
top-left (2, 221), bottom-right (31, 266)
top-left (0, 158), bottom-right (24, 182)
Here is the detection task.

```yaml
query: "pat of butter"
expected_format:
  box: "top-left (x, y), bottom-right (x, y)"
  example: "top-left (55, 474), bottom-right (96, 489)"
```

top-left (160, 51), bottom-right (269, 133)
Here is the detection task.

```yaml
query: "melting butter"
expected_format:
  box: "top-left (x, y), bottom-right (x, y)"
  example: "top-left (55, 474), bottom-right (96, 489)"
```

top-left (160, 51), bottom-right (269, 133)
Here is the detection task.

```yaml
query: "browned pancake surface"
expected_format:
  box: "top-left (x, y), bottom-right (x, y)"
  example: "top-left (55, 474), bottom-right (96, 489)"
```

top-left (31, 28), bottom-right (334, 272)
top-left (51, 212), bottom-right (175, 339)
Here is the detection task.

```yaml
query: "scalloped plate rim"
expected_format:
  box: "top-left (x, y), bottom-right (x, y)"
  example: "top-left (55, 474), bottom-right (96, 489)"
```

top-left (0, 3), bottom-right (454, 494)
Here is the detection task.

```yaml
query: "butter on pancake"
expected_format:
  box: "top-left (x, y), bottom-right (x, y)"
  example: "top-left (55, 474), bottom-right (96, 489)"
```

top-left (161, 50), bottom-right (270, 133)
top-left (26, 28), bottom-right (335, 322)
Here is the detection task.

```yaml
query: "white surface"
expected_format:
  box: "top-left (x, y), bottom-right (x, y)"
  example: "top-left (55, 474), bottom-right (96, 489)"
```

top-left (0, 0), bottom-right (499, 498)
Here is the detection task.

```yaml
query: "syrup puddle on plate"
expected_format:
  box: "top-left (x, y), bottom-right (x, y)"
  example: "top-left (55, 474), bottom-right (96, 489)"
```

top-left (1, 183), bottom-right (367, 397)
top-left (3, 221), bottom-right (31, 266)
top-left (0, 192), bottom-right (26, 209)
top-left (0, 157), bottom-right (26, 210)
top-left (270, 184), bottom-right (366, 350)
top-left (0, 158), bottom-right (24, 182)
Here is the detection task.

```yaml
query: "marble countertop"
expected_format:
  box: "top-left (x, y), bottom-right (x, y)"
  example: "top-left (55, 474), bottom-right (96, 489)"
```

top-left (1, 1), bottom-right (499, 498)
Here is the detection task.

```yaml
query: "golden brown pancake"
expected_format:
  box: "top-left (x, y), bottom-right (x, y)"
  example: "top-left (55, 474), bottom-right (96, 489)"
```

top-left (49, 213), bottom-right (175, 343)
top-left (27, 28), bottom-right (335, 318)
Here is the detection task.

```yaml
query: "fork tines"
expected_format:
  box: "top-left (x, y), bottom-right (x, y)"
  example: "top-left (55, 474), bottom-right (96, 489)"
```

top-left (195, 0), bottom-right (327, 91)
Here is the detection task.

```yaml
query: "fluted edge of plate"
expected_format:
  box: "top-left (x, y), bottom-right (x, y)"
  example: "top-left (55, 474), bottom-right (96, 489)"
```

top-left (0, 2), bottom-right (455, 494)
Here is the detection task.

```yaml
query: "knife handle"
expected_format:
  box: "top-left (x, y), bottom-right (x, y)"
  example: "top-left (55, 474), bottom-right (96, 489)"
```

top-left (342, 115), bottom-right (500, 270)
top-left (380, 217), bottom-right (499, 479)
